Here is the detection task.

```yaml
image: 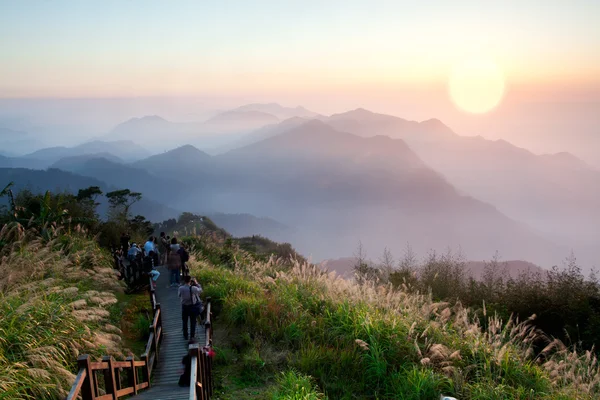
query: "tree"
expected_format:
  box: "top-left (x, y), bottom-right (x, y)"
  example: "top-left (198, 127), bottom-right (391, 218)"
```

top-left (76, 186), bottom-right (103, 220)
top-left (106, 189), bottom-right (142, 223)
top-left (353, 241), bottom-right (379, 285)
top-left (0, 182), bottom-right (17, 220)
top-left (378, 247), bottom-right (395, 283)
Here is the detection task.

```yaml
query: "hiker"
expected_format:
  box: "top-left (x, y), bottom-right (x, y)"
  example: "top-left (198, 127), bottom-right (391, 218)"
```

top-left (143, 236), bottom-right (156, 256)
top-left (120, 232), bottom-right (130, 254)
top-left (178, 243), bottom-right (190, 277)
top-left (167, 237), bottom-right (182, 287)
top-left (159, 232), bottom-right (169, 265)
top-left (148, 265), bottom-right (160, 288)
top-left (127, 243), bottom-right (142, 262)
top-left (178, 275), bottom-right (203, 342)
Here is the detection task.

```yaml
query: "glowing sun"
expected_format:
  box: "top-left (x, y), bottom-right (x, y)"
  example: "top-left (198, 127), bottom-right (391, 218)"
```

top-left (449, 58), bottom-right (505, 114)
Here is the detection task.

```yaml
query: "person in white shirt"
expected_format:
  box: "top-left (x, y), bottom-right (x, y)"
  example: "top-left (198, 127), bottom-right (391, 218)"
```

top-left (178, 275), bottom-right (203, 342)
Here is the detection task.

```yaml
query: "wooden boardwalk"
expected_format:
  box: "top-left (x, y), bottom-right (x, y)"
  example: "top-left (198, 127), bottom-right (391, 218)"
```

top-left (130, 266), bottom-right (206, 400)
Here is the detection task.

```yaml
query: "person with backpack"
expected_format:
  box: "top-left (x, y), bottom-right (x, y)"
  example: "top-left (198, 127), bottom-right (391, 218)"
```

top-left (178, 275), bottom-right (203, 342)
top-left (167, 237), bottom-right (182, 287)
top-left (159, 232), bottom-right (169, 265)
top-left (178, 244), bottom-right (190, 277)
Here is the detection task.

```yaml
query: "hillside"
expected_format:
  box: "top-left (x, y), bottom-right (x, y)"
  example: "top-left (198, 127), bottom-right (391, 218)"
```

top-left (0, 227), bottom-right (132, 399)
top-left (1, 195), bottom-right (599, 399)
top-left (183, 233), bottom-right (600, 399)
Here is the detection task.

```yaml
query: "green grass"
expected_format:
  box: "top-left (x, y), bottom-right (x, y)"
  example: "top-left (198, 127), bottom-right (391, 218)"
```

top-left (186, 241), bottom-right (599, 400)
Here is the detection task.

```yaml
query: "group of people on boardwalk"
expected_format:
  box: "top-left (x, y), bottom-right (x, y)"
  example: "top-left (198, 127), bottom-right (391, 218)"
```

top-left (121, 231), bottom-right (203, 345)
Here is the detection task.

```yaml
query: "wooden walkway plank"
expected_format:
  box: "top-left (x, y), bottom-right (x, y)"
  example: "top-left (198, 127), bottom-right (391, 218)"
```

top-left (129, 266), bottom-right (206, 400)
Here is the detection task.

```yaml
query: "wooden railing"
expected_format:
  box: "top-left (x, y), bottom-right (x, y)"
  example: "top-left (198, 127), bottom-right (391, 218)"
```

top-left (189, 298), bottom-right (214, 400)
top-left (66, 277), bottom-right (163, 400)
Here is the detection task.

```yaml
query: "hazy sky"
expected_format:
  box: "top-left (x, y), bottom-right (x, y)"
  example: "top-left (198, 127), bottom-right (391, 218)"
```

top-left (1, 1), bottom-right (599, 163)
top-left (1, 0), bottom-right (599, 97)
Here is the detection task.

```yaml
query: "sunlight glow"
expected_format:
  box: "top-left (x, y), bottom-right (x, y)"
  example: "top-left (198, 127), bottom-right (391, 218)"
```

top-left (449, 58), bottom-right (505, 114)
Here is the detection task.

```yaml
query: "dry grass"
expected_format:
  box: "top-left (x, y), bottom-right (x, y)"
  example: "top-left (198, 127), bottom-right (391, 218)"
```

top-left (0, 224), bottom-right (130, 399)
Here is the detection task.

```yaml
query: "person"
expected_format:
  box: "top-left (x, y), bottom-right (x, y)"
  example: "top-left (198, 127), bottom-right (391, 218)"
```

top-left (120, 232), bottom-right (130, 255)
top-left (159, 232), bottom-right (169, 265)
top-left (178, 275), bottom-right (203, 342)
top-left (127, 243), bottom-right (142, 262)
top-left (143, 236), bottom-right (156, 256)
top-left (167, 237), bottom-right (182, 287)
top-left (178, 244), bottom-right (190, 277)
top-left (148, 265), bottom-right (160, 288)
top-left (178, 353), bottom-right (191, 387)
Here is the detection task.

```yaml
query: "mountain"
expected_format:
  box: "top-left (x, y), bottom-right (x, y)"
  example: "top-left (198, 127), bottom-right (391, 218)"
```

top-left (0, 127), bottom-right (47, 155)
top-left (131, 145), bottom-right (212, 179)
top-left (203, 110), bottom-right (279, 132)
top-left (232, 103), bottom-right (318, 119)
top-left (73, 140), bottom-right (150, 161)
top-left (0, 168), bottom-right (179, 222)
top-left (326, 108), bottom-right (456, 143)
top-left (319, 257), bottom-right (545, 281)
top-left (104, 115), bottom-right (193, 147)
top-left (105, 112), bottom-right (282, 154)
top-left (20, 140), bottom-right (150, 167)
top-left (208, 213), bottom-right (290, 238)
top-left (51, 153), bottom-right (124, 170)
top-left (465, 260), bottom-right (545, 280)
top-left (319, 109), bottom-right (599, 266)
top-left (0, 153), bottom-right (47, 170)
top-left (213, 116), bottom-right (311, 153)
top-left (51, 157), bottom-right (188, 207)
top-left (157, 119), bottom-right (567, 266)
top-left (221, 119), bottom-right (425, 172)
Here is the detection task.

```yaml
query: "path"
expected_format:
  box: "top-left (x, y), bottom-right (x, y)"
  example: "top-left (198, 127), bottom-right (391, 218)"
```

top-left (129, 266), bottom-right (206, 400)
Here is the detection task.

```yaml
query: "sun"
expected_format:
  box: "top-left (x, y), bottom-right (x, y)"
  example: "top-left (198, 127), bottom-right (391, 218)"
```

top-left (448, 58), bottom-right (505, 114)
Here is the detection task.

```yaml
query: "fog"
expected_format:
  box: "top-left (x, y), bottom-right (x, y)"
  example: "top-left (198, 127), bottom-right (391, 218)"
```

top-left (0, 97), bottom-right (598, 271)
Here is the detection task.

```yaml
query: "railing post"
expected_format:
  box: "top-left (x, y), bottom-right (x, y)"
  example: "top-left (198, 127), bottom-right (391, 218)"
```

top-left (153, 305), bottom-right (160, 361)
top-left (149, 283), bottom-right (155, 309)
top-left (188, 344), bottom-right (201, 400)
top-left (126, 356), bottom-right (138, 395)
top-left (77, 355), bottom-right (94, 400)
top-left (206, 350), bottom-right (213, 397)
top-left (141, 354), bottom-right (150, 388)
top-left (102, 356), bottom-right (118, 400)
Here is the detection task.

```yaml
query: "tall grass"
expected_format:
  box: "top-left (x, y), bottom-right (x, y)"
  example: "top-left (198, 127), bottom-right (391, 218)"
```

top-left (188, 245), bottom-right (600, 399)
top-left (0, 224), bottom-right (130, 399)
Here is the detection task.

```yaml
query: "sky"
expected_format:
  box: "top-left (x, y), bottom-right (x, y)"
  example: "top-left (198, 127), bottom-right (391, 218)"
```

top-left (0, 0), bottom-right (599, 163)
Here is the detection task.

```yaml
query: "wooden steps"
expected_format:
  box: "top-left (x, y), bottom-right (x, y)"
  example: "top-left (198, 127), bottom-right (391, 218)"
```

top-left (129, 266), bottom-right (206, 400)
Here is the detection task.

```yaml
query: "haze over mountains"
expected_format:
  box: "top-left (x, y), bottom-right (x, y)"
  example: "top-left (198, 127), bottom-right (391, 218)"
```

top-left (0, 102), bottom-right (597, 270)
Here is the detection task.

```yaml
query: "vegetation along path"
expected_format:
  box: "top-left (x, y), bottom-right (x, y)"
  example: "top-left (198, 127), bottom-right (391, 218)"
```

top-left (130, 265), bottom-right (205, 399)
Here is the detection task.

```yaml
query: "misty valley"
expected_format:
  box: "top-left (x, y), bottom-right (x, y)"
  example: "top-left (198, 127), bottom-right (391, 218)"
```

top-left (1, 103), bottom-right (597, 271)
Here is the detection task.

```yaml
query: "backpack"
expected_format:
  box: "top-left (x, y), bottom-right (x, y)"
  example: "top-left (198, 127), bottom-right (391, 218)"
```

top-left (179, 247), bottom-right (190, 262)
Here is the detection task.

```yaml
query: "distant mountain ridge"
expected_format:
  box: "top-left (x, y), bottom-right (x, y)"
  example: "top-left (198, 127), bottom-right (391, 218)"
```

top-left (21, 140), bottom-right (150, 166)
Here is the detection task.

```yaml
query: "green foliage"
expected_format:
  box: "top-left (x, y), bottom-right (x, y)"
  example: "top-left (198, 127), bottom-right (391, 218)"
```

top-left (388, 250), bottom-right (600, 353)
top-left (270, 370), bottom-right (326, 399)
top-left (189, 238), bottom-right (599, 400)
